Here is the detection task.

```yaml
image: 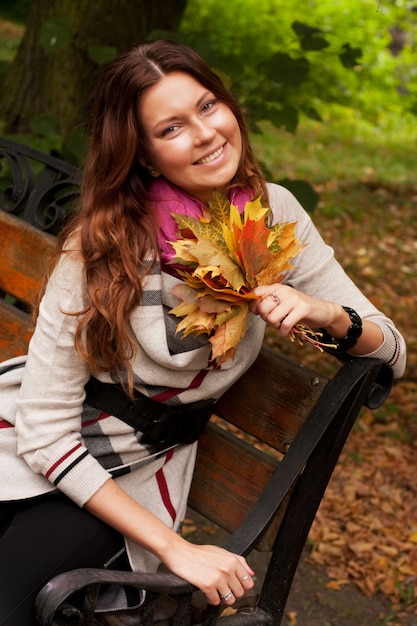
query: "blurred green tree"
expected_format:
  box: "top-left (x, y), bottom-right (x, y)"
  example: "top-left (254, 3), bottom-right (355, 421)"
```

top-left (0, 0), bottom-right (187, 150)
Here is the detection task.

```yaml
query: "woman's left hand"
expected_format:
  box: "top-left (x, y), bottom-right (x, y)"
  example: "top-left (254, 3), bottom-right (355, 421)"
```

top-left (249, 284), bottom-right (341, 336)
top-left (250, 283), bottom-right (385, 360)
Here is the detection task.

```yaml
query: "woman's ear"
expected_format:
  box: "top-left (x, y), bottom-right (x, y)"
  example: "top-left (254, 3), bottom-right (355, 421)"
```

top-left (139, 155), bottom-right (160, 177)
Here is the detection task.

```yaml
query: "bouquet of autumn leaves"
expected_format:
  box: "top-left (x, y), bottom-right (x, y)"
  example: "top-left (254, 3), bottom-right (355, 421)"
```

top-left (168, 192), bottom-right (315, 364)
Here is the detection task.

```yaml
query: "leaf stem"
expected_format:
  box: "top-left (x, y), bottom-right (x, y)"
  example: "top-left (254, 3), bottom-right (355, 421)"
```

top-left (289, 323), bottom-right (338, 352)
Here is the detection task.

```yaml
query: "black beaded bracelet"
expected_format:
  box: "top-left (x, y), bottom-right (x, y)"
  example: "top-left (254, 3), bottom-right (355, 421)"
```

top-left (319, 306), bottom-right (363, 353)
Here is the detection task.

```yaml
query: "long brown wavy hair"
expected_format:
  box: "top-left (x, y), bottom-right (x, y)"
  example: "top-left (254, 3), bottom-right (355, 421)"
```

top-left (42, 40), bottom-right (267, 390)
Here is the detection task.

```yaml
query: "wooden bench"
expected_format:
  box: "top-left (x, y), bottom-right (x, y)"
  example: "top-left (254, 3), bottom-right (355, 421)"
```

top-left (0, 137), bottom-right (394, 626)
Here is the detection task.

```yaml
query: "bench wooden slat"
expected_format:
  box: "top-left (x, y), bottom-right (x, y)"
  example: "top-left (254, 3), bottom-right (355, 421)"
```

top-left (189, 423), bottom-right (281, 550)
top-left (0, 210), bottom-right (55, 306)
top-left (215, 349), bottom-right (328, 454)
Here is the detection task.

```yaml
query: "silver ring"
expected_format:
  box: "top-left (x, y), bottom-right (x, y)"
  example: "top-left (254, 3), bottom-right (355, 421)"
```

top-left (239, 574), bottom-right (250, 582)
top-left (268, 293), bottom-right (281, 305)
top-left (219, 589), bottom-right (233, 601)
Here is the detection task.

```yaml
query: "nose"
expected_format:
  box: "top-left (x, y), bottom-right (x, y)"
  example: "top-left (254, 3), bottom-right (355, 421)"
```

top-left (193, 119), bottom-right (216, 145)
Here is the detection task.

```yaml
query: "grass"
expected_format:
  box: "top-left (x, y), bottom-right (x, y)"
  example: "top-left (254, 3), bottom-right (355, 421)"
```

top-left (252, 110), bottom-right (417, 191)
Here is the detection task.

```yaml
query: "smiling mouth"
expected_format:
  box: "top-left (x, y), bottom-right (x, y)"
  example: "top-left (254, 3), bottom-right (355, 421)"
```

top-left (195, 145), bottom-right (224, 165)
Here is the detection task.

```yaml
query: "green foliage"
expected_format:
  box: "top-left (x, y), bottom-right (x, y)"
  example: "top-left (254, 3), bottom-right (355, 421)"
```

top-left (277, 179), bottom-right (320, 213)
top-left (338, 43), bottom-right (363, 68)
top-left (87, 46), bottom-right (118, 66)
top-left (0, 10), bottom-right (24, 66)
top-left (39, 16), bottom-right (72, 51)
top-left (30, 113), bottom-right (60, 138)
top-left (0, 0), bottom-right (30, 24)
top-left (172, 0), bottom-right (417, 202)
top-left (250, 113), bottom-right (417, 209)
top-left (394, 579), bottom-right (416, 607)
top-left (292, 21), bottom-right (330, 51)
top-left (2, 0), bottom-right (416, 200)
top-left (179, 0), bottom-right (417, 130)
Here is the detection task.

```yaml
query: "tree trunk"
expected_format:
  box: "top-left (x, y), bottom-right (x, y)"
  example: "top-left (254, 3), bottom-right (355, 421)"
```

top-left (0, 0), bottom-right (188, 142)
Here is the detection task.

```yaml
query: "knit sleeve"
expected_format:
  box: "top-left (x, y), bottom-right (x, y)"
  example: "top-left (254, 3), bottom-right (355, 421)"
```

top-left (267, 183), bottom-right (406, 378)
top-left (14, 250), bottom-right (113, 506)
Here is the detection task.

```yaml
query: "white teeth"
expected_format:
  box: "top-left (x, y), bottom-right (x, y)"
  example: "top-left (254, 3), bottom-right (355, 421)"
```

top-left (197, 145), bottom-right (224, 164)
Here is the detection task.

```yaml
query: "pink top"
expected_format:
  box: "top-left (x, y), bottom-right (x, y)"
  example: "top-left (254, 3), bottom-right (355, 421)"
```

top-left (148, 178), bottom-right (252, 274)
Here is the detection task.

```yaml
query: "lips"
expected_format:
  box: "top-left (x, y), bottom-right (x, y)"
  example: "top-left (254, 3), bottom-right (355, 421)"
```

top-left (195, 144), bottom-right (224, 165)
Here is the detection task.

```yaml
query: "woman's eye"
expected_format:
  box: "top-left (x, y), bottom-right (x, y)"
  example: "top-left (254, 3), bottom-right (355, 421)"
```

top-left (161, 125), bottom-right (179, 137)
top-left (201, 100), bottom-right (216, 113)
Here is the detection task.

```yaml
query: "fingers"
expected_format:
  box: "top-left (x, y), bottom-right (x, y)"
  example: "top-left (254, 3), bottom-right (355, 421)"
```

top-left (218, 588), bottom-right (234, 604)
top-left (170, 543), bottom-right (255, 607)
top-left (218, 574), bottom-right (254, 605)
top-left (253, 288), bottom-right (289, 332)
top-left (216, 564), bottom-right (255, 606)
top-left (206, 569), bottom-right (255, 606)
top-left (252, 285), bottom-right (337, 333)
top-left (252, 285), bottom-right (307, 335)
top-left (252, 286), bottom-right (285, 314)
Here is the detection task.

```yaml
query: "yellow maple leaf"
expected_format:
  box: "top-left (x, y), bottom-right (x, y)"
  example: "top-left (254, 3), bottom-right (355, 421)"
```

top-left (198, 294), bottom-right (236, 315)
top-left (186, 240), bottom-right (246, 291)
top-left (222, 201), bottom-right (241, 265)
top-left (170, 239), bottom-right (200, 265)
top-left (175, 308), bottom-right (215, 337)
top-left (268, 221), bottom-right (299, 251)
top-left (256, 238), bottom-right (305, 285)
top-left (209, 304), bottom-right (249, 364)
top-left (171, 192), bottom-right (230, 253)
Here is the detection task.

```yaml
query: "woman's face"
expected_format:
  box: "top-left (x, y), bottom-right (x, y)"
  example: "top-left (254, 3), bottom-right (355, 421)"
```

top-left (139, 72), bottom-right (243, 203)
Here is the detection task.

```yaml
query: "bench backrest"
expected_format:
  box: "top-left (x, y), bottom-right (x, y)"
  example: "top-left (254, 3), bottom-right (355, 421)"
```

top-left (0, 136), bottom-right (79, 360)
top-left (0, 210), bottom-right (55, 360)
top-left (0, 137), bottom-right (80, 234)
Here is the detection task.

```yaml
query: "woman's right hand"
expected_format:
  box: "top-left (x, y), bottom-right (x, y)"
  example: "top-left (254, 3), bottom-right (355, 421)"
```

top-left (162, 539), bottom-right (255, 606)
top-left (85, 479), bottom-right (254, 606)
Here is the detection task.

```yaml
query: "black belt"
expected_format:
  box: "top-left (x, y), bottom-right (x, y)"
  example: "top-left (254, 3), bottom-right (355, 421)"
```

top-left (84, 377), bottom-right (215, 450)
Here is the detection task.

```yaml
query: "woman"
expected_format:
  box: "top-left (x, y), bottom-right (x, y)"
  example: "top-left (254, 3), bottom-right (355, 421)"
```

top-left (0, 40), bottom-right (406, 625)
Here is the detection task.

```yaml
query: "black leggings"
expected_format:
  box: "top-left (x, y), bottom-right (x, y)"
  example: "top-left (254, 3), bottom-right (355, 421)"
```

top-left (0, 493), bottom-right (126, 626)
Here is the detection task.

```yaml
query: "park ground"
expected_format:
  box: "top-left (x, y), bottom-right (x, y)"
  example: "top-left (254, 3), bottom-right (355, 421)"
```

top-left (186, 129), bottom-right (417, 625)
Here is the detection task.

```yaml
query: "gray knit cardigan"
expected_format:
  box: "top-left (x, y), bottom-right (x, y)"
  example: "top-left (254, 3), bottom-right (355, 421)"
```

top-left (0, 183), bottom-right (406, 570)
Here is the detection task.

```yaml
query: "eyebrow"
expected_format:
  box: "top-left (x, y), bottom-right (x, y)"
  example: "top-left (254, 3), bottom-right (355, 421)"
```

top-left (151, 90), bottom-right (213, 132)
